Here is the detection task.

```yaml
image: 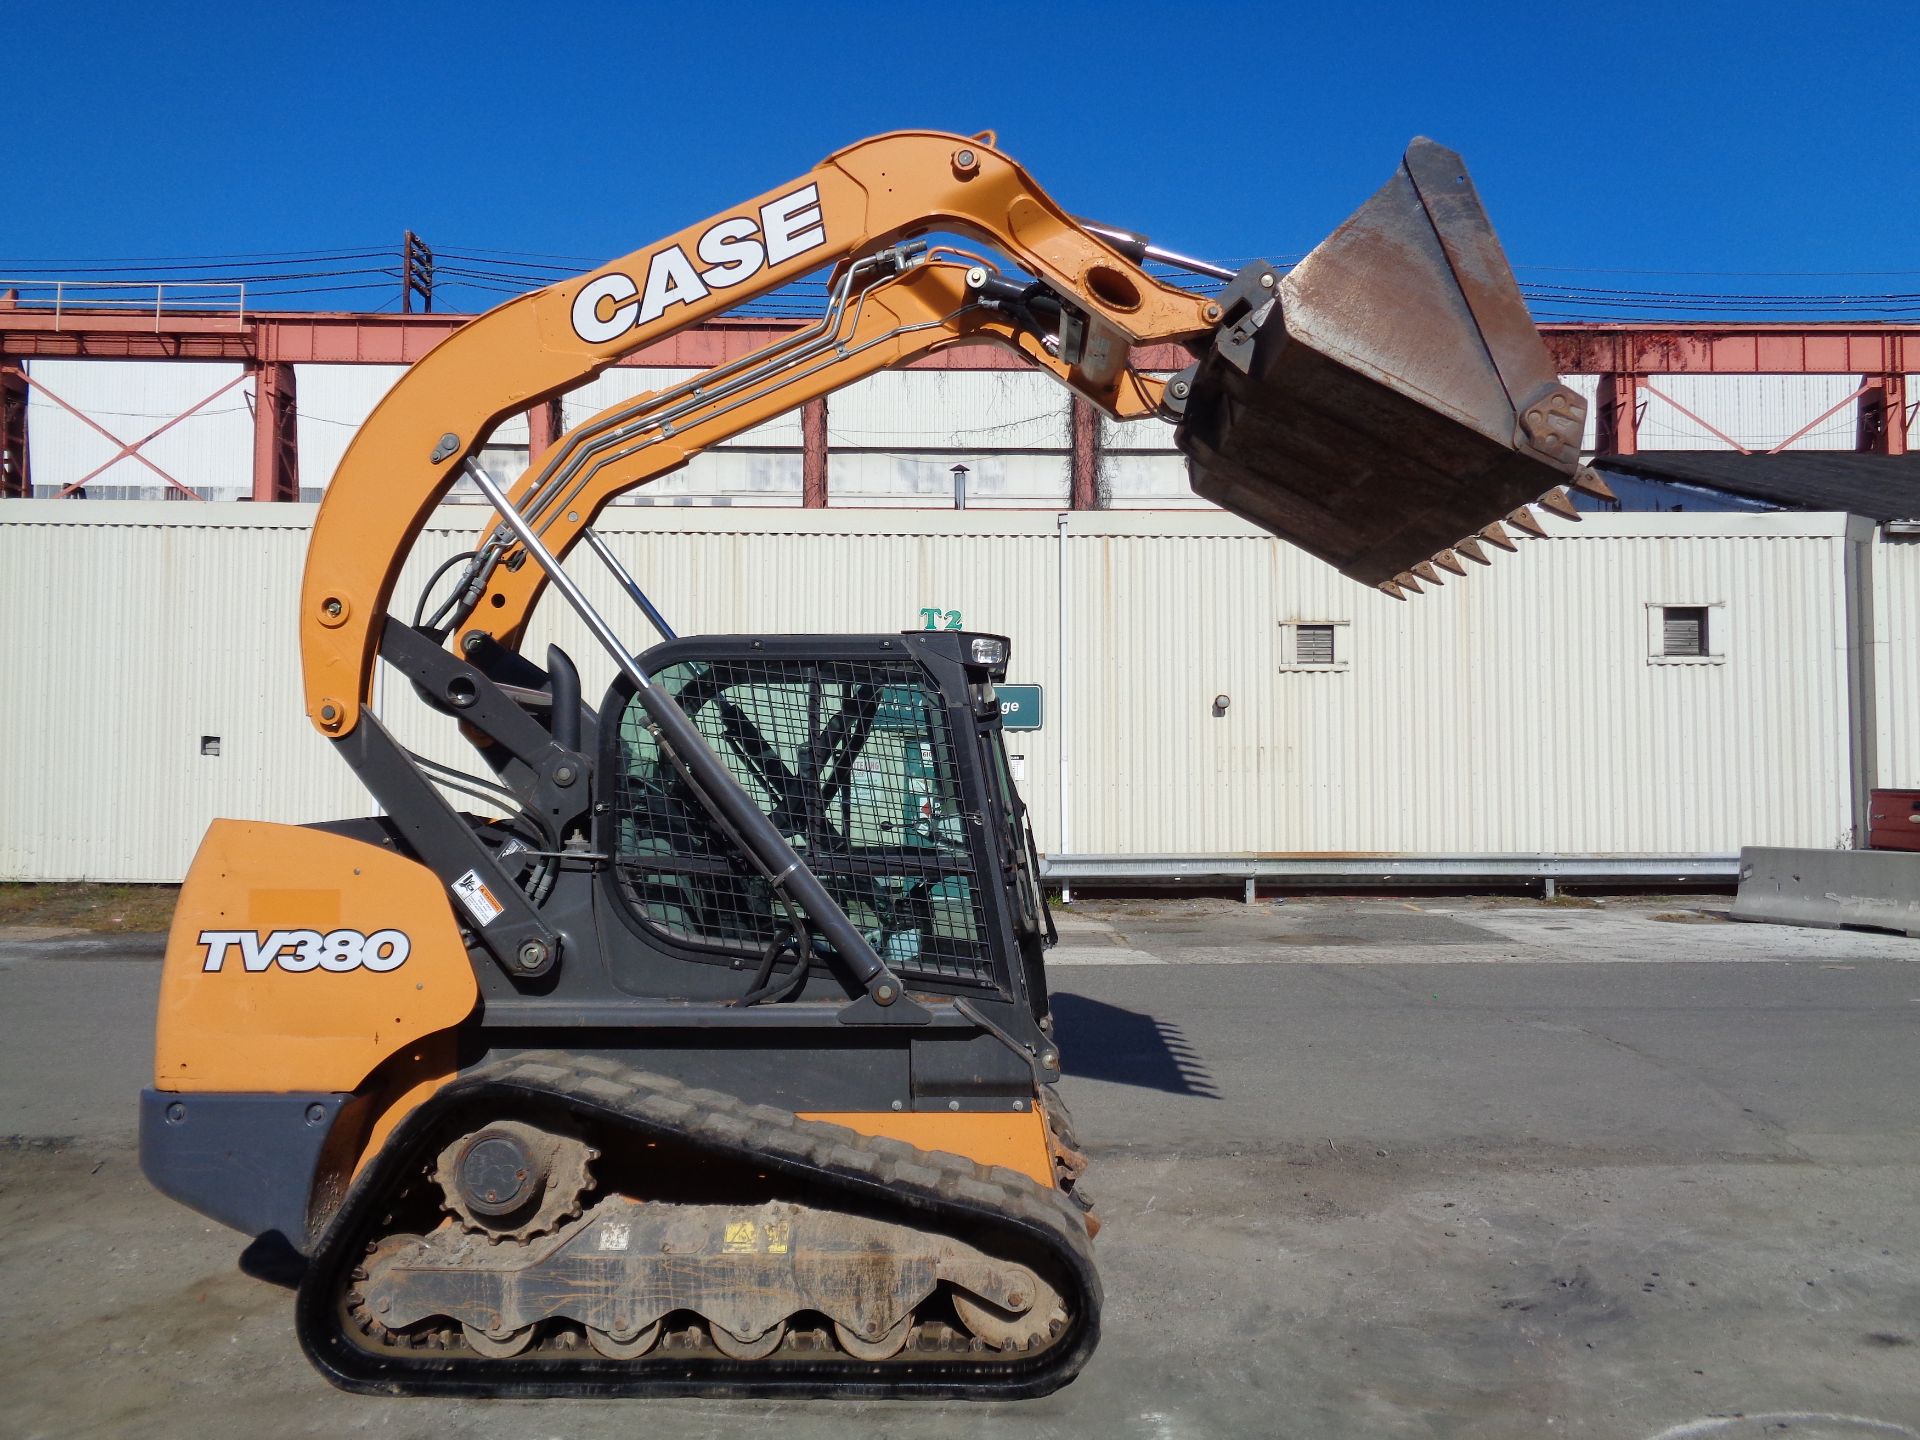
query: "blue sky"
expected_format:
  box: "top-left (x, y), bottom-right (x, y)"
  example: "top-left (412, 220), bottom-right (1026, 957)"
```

top-left (5, 1), bottom-right (1913, 316)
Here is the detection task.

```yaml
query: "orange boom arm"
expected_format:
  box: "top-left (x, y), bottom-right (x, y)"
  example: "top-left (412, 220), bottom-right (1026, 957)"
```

top-left (299, 129), bottom-right (1221, 737)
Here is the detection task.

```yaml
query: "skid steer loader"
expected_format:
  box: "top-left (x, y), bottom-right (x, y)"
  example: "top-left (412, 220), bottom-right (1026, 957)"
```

top-left (140, 129), bottom-right (1600, 1398)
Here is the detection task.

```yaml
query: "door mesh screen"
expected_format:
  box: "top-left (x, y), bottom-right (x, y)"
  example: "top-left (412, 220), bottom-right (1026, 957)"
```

top-left (609, 655), bottom-right (997, 989)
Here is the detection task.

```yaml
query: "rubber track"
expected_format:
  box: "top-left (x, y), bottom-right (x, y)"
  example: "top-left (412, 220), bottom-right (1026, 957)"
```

top-left (297, 1050), bottom-right (1101, 1399)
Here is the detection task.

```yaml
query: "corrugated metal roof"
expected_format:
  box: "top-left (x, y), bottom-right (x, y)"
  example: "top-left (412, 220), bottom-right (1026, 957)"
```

top-left (1596, 452), bottom-right (1920, 522)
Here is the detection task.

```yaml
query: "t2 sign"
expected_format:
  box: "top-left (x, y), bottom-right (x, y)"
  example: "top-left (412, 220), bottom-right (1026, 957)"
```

top-left (996, 684), bottom-right (1044, 732)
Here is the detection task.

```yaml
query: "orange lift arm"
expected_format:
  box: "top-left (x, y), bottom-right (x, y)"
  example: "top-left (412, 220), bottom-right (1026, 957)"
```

top-left (300, 129), bottom-right (1223, 738)
top-left (463, 260), bottom-right (1167, 652)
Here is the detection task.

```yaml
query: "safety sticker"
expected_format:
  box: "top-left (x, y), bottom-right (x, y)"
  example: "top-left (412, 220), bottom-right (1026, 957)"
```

top-left (451, 869), bottom-right (503, 926)
top-left (765, 1219), bottom-right (791, 1255)
top-left (598, 1222), bottom-right (631, 1252)
top-left (723, 1221), bottom-right (757, 1254)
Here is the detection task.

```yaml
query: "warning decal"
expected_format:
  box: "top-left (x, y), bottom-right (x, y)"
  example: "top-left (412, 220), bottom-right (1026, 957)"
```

top-left (450, 869), bottom-right (504, 927)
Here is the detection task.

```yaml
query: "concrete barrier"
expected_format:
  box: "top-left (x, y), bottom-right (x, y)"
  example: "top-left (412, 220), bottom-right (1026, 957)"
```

top-left (1730, 847), bottom-right (1920, 938)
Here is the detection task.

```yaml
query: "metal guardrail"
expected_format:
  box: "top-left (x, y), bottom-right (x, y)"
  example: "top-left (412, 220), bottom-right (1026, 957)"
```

top-left (1040, 853), bottom-right (1741, 900)
top-left (0, 280), bottom-right (247, 330)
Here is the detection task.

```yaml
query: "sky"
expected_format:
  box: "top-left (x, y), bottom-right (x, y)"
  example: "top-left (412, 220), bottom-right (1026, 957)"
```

top-left (4, 0), bottom-right (1915, 318)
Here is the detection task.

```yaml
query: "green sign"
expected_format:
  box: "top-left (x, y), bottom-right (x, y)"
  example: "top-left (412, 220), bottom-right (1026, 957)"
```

top-left (996, 684), bottom-right (1044, 731)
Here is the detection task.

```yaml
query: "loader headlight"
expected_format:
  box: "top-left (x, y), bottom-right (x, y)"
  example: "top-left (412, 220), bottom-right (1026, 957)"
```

top-left (968, 637), bottom-right (1008, 667)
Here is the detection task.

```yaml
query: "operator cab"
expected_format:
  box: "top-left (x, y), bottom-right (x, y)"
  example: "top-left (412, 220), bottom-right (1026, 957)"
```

top-left (594, 630), bottom-right (1053, 1009)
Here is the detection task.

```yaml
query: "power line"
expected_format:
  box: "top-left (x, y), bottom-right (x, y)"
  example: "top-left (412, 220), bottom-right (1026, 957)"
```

top-left (1516, 264), bottom-right (1920, 279)
top-left (4, 237), bottom-right (1919, 322)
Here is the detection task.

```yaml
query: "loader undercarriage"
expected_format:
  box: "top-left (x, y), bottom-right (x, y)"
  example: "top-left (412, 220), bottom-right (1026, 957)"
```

top-left (301, 1053), bottom-right (1098, 1398)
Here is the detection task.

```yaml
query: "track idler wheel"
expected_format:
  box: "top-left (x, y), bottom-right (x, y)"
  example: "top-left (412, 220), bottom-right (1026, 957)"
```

top-left (834, 1312), bottom-right (913, 1360)
top-left (586, 1321), bottom-right (663, 1360)
top-left (953, 1274), bottom-right (1068, 1352)
top-left (710, 1320), bottom-right (787, 1360)
top-left (461, 1321), bottom-right (537, 1358)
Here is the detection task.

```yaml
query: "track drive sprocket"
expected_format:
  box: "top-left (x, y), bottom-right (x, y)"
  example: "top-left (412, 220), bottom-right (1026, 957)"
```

top-left (432, 1119), bottom-right (595, 1242)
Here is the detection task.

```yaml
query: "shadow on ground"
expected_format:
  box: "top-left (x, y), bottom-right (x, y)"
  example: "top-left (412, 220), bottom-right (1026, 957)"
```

top-left (1050, 992), bottom-right (1220, 1098)
top-left (239, 1232), bottom-right (306, 1290)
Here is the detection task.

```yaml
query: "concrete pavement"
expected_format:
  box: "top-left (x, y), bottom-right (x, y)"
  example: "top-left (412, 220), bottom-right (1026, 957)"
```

top-left (1, 898), bottom-right (1915, 1439)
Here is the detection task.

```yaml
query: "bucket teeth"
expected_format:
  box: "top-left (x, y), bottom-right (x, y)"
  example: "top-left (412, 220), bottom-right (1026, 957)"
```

top-left (1537, 486), bottom-right (1582, 521)
top-left (1394, 571), bottom-right (1424, 595)
top-left (1379, 580), bottom-right (1407, 601)
top-left (1432, 549), bottom-right (1467, 576)
top-left (1572, 466), bottom-right (1616, 502)
top-left (1479, 521), bottom-right (1519, 552)
top-left (1454, 536), bottom-right (1491, 565)
top-left (1506, 507), bottom-right (1547, 539)
top-left (1411, 561), bottom-right (1443, 586)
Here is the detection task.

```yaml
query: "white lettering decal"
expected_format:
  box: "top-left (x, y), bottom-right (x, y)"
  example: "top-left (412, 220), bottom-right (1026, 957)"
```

top-left (278, 930), bottom-right (324, 973)
top-left (565, 184), bottom-right (830, 344)
top-left (760, 183), bottom-right (826, 265)
top-left (239, 930), bottom-right (277, 972)
top-left (571, 272), bottom-right (641, 345)
top-left (361, 929), bottom-right (410, 973)
top-left (696, 216), bottom-right (765, 288)
top-left (636, 245), bottom-right (710, 326)
top-left (196, 928), bottom-right (412, 974)
top-left (199, 930), bottom-right (246, 972)
top-left (318, 929), bottom-right (362, 972)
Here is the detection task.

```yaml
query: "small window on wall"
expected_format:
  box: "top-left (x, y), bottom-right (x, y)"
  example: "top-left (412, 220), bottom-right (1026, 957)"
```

top-left (1281, 621), bottom-right (1348, 671)
top-left (1648, 602), bottom-right (1726, 664)
top-left (1663, 606), bottom-right (1707, 656)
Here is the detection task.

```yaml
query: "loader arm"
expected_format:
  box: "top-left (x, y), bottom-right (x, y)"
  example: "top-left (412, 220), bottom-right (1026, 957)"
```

top-left (466, 260), bottom-right (1165, 651)
top-left (299, 129), bottom-right (1220, 738)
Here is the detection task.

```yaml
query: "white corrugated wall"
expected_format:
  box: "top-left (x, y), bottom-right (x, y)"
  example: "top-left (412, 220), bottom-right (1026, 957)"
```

top-left (0, 503), bottom-right (1885, 882)
top-left (0, 505), bottom-right (367, 879)
top-left (1874, 534), bottom-right (1920, 788)
top-left (1057, 512), bottom-right (1859, 855)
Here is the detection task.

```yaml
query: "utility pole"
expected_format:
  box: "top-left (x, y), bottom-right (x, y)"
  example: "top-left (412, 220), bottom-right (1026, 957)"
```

top-left (402, 231), bottom-right (434, 314)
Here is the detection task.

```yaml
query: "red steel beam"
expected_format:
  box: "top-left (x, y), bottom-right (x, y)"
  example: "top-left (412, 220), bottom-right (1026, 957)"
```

top-left (1069, 397), bottom-right (1100, 509)
top-left (1857, 375), bottom-right (1910, 456)
top-left (801, 397), bottom-right (828, 507)
top-left (1, 308), bottom-right (1915, 375)
top-left (251, 362), bottom-right (300, 501)
top-left (1540, 324), bottom-right (1919, 377)
top-left (1592, 373), bottom-right (1639, 455)
top-left (526, 397), bottom-right (564, 462)
top-left (4, 310), bottom-right (1917, 503)
top-left (0, 360), bottom-right (28, 497)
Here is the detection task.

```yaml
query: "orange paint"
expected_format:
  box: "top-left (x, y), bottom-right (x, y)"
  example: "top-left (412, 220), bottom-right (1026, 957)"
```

top-left (348, 1042), bottom-right (461, 1180)
top-left (153, 820), bottom-right (478, 1093)
top-left (798, 1109), bottom-right (1056, 1190)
